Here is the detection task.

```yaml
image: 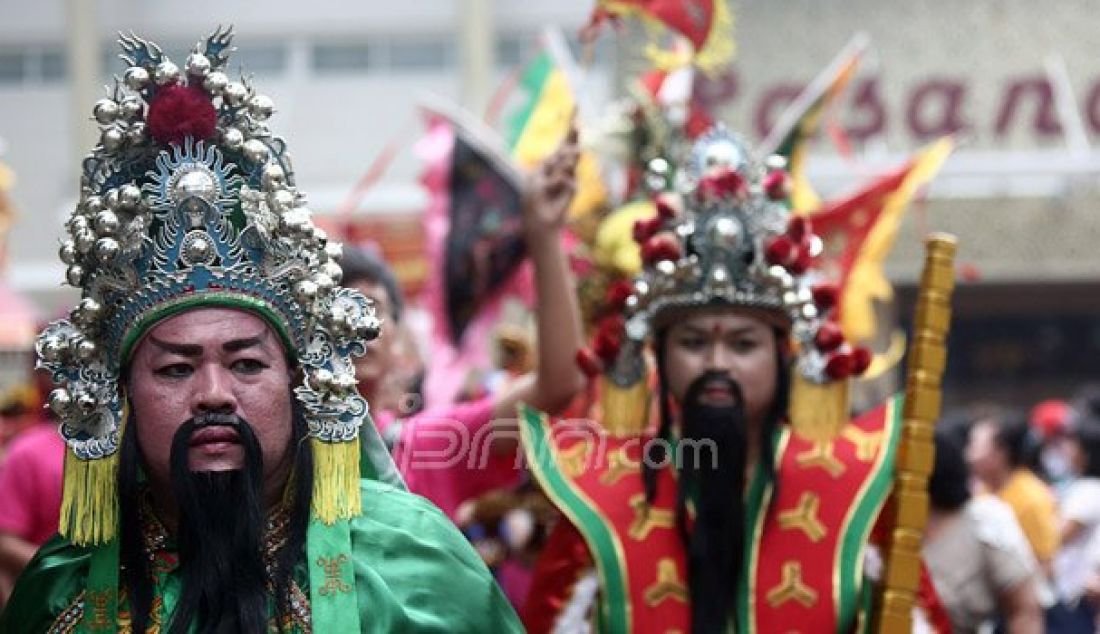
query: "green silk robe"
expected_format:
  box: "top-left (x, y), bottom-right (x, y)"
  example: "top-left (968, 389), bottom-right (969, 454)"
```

top-left (1, 479), bottom-right (523, 633)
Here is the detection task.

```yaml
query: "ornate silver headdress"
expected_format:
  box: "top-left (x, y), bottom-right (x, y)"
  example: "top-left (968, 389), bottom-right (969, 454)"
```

top-left (584, 126), bottom-right (871, 395)
top-left (36, 27), bottom-right (381, 545)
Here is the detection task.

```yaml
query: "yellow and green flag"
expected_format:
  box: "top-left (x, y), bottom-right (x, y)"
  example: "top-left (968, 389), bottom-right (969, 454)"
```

top-left (505, 29), bottom-right (607, 219)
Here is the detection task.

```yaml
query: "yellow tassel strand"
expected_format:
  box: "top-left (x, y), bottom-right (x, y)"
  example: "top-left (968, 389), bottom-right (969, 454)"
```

top-left (789, 370), bottom-right (850, 442)
top-left (598, 377), bottom-right (651, 438)
top-left (59, 449), bottom-right (119, 546)
top-left (310, 437), bottom-right (362, 524)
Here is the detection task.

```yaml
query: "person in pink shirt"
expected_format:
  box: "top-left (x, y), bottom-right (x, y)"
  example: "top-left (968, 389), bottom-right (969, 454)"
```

top-left (346, 131), bottom-right (585, 519)
top-left (0, 399), bottom-right (64, 605)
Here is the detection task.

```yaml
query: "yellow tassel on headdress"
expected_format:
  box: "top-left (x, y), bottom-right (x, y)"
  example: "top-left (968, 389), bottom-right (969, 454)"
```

top-left (310, 437), bottom-right (362, 523)
top-left (60, 449), bottom-right (119, 546)
top-left (789, 370), bottom-right (850, 442)
top-left (598, 377), bottom-right (651, 438)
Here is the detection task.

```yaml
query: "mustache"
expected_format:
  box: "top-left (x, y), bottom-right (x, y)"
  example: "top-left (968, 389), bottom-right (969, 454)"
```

top-left (682, 371), bottom-right (745, 411)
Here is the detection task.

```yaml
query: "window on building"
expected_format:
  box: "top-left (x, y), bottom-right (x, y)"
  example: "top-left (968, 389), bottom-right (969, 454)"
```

top-left (312, 43), bottom-right (372, 74)
top-left (0, 48), bottom-right (70, 85)
top-left (40, 50), bottom-right (66, 81)
top-left (496, 34), bottom-right (529, 68)
top-left (0, 51), bottom-right (24, 83)
top-left (388, 39), bottom-right (450, 72)
top-left (232, 44), bottom-right (289, 77)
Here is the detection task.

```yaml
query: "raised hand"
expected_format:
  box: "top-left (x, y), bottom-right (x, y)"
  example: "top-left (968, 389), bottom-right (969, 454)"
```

top-left (523, 117), bottom-right (580, 237)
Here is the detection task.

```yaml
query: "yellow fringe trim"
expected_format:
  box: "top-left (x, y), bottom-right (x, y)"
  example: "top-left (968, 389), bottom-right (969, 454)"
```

top-left (789, 370), bottom-right (850, 442)
top-left (60, 449), bottom-right (119, 546)
top-left (310, 437), bottom-right (362, 524)
top-left (599, 377), bottom-right (651, 438)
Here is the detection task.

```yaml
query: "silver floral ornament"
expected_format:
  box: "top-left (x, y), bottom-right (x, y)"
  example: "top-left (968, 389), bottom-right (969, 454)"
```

top-left (126, 122), bottom-right (147, 146)
top-left (243, 139), bottom-right (269, 164)
top-left (185, 52), bottom-right (211, 77)
top-left (223, 81), bottom-right (248, 107)
top-left (123, 66), bottom-right (150, 90)
top-left (314, 273), bottom-right (334, 295)
top-left (74, 231), bottom-right (96, 254)
top-left (248, 94), bottom-right (274, 120)
top-left (94, 237), bottom-right (121, 261)
top-left (324, 241), bottom-right (343, 262)
top-left (93, 99), bottom-right (120, 124)
top-left (75, 391), bottom-right (97, 415)
top-left (65, 265), bottom-right (85, 286)
top-left (41, 337), bottom-right (66, 363)
top-left (103, 188), bottom-right (120, 210)
top-left (202, 70), bottom-right (228, 94)
top-left (261, 163), bottom-right (285, 189)
top-left (93, 211), bottom-right (120, 235)
top-left (222, 127), bottom-right (244, 151)
top-left (100, 126), bottom-right (125, 151)
top-left (48, 388), bottom-right (73, 414)
top-left (83, 195), bottom-right (104, 216)
top-left (321, 261), bottom-right (343, 284)
top-left (154, 60), bottom-right (181, 86)
top-left (294, 279), bottom-right (319, 304)
top-left (59, 241), bottom-right (78, 265)
top-left (74, 338), bottom-right (98, 362)
top-left (119, 96), bottom-right (143, 120)
top-left (118, 184), bottom-right (142, 210)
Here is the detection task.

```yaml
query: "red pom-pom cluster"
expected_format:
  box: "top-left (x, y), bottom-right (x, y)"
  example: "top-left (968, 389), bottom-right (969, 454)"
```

top-left (764, 216), bottom-right (817, 275)
top-left (605, 279), bottom-right (634, 312)
top-left (697, 167), bottom-right (747, 202)
top-left (763, 169), bottom-right (790, 201)
top-left (575, 314), bottom-right (628, 377)
top-left (804, 279), bottom-right (872, 381)
top-left (640, 234), bottom-right (681, 266)
top-left (146, 85), bottom-right (217, 146)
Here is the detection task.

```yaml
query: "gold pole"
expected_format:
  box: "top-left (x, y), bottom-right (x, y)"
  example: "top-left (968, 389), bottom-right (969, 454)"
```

top-left (874, 233), bottom-right (957, 633)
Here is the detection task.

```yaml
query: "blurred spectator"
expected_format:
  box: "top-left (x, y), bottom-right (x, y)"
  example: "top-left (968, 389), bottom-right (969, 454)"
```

top-left (454, 482), bottom-right (558, 611)
top-left (0, 382), bottom-right (64, 606)
top-left (925, 429), bottom-right (1043, 633)
top-left (1030, 398), bottom-right (1075, 492)
top-left (967, 407), bottom-right (1060, 578)
top-left (1048, 418), bottom-right (1100, 631)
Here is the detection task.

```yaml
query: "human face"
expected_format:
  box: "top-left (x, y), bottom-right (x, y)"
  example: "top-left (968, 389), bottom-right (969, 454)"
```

top-left (966, 420), bottom-right (1007, 484)
top-left (127, 308), bottom-right (294, 502)
top-left (661, 310), bottom-right (780, 427)
top-left (349, 280), bottom-right (397, 389)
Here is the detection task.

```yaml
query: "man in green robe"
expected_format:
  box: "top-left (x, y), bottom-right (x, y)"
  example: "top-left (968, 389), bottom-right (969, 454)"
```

top-left (0, 27), bottom-right (571, 632)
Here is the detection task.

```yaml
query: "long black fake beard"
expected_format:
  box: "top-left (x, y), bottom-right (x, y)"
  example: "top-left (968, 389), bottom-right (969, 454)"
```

top-left (676, 371), bottom-right (748, 634)
top-left (119, 405), bottom-right (314, 634)
top-left (167, 413), bottom-right (266, 634)
top-left (645, 333), bottom-right (788, 634)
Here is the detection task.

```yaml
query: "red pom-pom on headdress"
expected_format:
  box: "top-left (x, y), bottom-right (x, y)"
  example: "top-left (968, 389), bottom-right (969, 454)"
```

top-left (640, 234), bottom-right (681, 265)
top-left (146, 85), bottom-right (217, 146)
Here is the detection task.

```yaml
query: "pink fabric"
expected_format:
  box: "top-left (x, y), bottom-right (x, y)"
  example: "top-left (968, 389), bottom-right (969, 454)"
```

top-left (0, 423), bottom-right (65, 545)
top-left (375, 396), bottom-right (522, 519)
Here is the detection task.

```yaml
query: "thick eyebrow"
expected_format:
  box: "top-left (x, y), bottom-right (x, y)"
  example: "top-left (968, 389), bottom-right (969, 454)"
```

top-left (223, 332), bottom-right (269, 353)
top-left (147, 331), bottom-right (270, 356)
top-left (149, 336), bottom-right (202, 357)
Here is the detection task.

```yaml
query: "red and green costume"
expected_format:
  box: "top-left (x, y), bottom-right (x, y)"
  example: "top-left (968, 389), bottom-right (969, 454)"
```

top-left (519, 394), bottom-right (904, 633)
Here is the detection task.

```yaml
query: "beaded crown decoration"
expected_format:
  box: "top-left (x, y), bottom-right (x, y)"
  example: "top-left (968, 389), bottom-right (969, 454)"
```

top-left (581, 126), bottom-right (872, 431)
top-left (36, 27), bottom-right (380, 544)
